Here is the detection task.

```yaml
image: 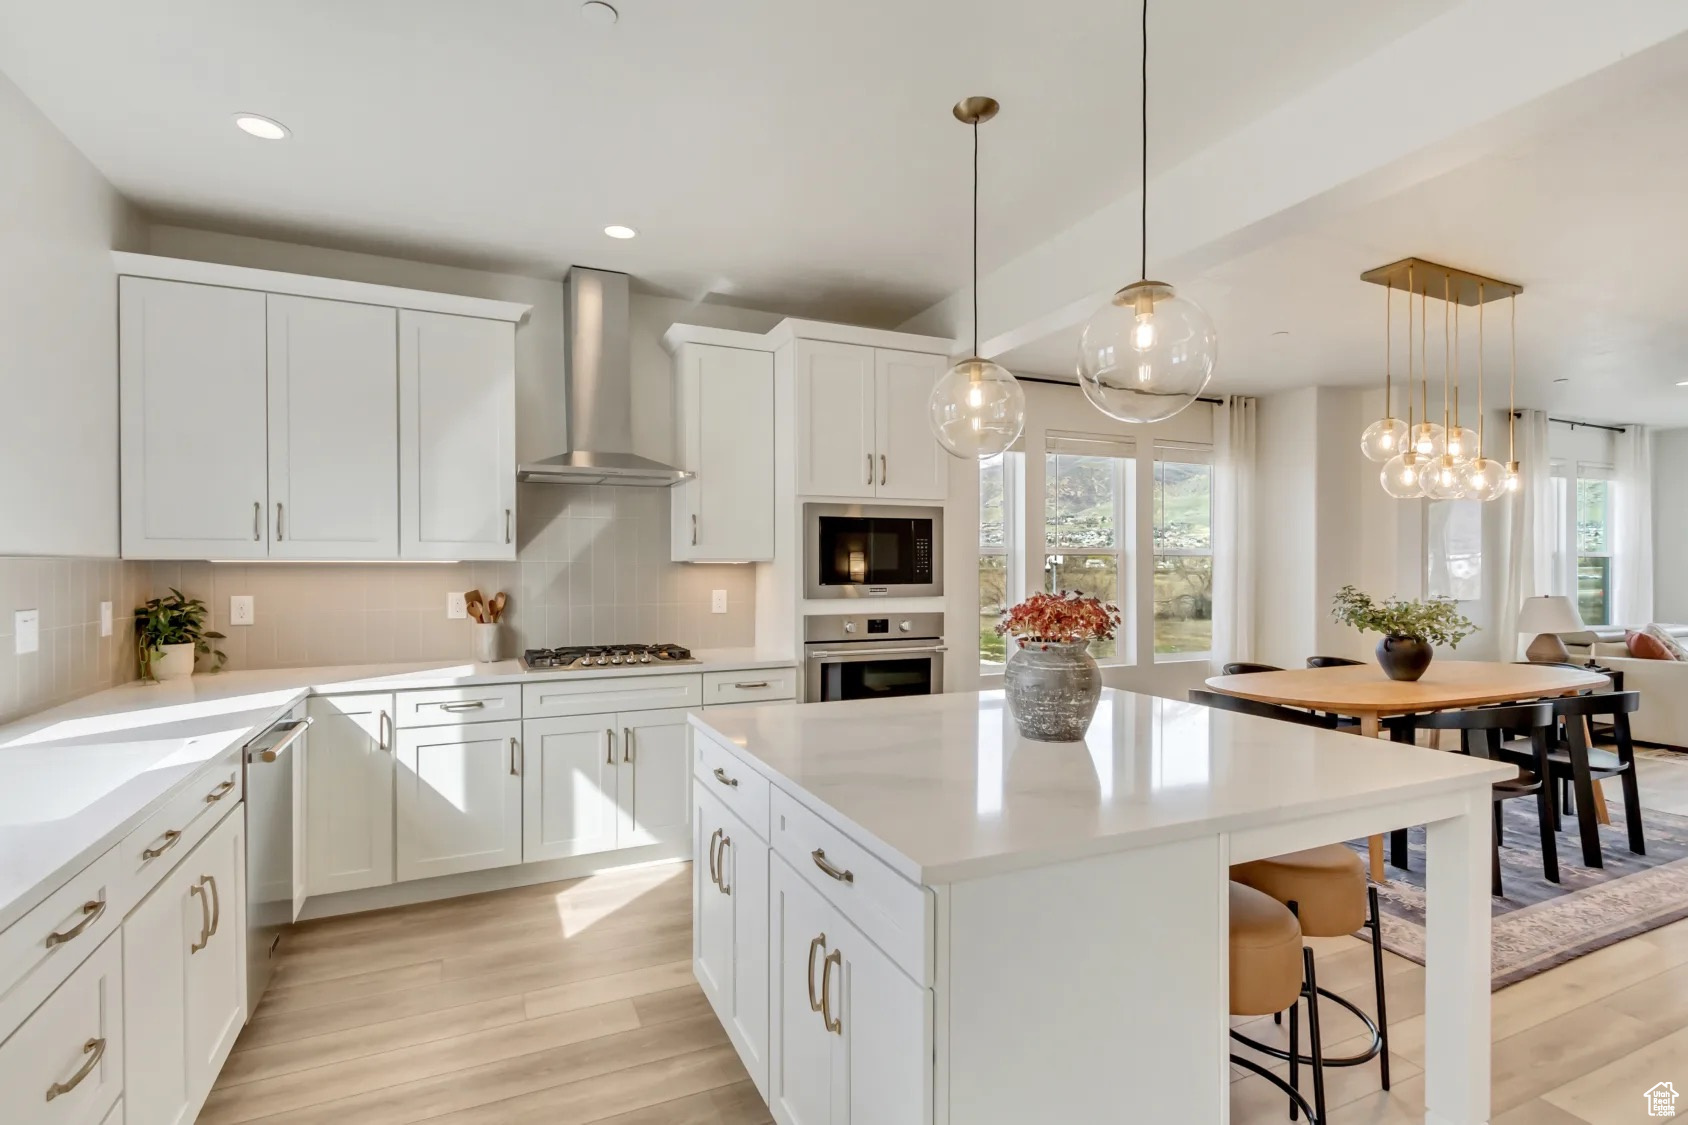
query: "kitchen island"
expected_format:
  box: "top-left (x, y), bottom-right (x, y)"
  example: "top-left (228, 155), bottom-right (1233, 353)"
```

top-left (689, 688), bottom-right (1509, 1124)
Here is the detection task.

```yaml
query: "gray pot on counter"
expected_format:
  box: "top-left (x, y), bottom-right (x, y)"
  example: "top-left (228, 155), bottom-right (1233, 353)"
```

top-left (1004, 640), bottom-right (1103, 742)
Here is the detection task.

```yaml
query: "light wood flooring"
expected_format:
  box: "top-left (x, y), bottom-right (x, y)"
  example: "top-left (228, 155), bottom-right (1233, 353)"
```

top-left (199, 755), bottom-right (1688, 1125)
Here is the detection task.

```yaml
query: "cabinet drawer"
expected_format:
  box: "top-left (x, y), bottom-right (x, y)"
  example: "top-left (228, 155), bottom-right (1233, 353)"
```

top-left (0, 847), bottom-right (125, 1044)
top-left (117, 751), bottom-right (242, 914)
top-left (702, 668), bottom-right (796, 706)
top-left (523, 673), bottom-right (703, 720)
top-left (393, 684), bottom-right (521, 727)
top-left (0, 930), bottom-right (123, 1125)
top-left (769, 788), bottom-right (931, 984)
top-left (693, 733), bottom-right (770, 842)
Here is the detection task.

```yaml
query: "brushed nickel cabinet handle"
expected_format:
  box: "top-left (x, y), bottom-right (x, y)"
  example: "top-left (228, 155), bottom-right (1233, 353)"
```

top-left (623, 726), bottom-right (633, 763)
top-left (812, 848), bottom-right (854, 884)
top-left (880, 453), bottom-right (887, 487)
top-left (205, 778), bottom-right (236, 803)
top-left (44, 1037), bottom-right (106, 1102)
top-left (379, 710), bottom-right (391, 752)
top-left (708, 827), bottom-right (722, 887)
top-left (807, 933), bottom-right (826, 1014)
top-left (440, 700), bottom-right (486, 713)
top-left (691, 513), bottom-right (698, 546)
top-left (190, 880), bottom-right (211, 953)
top-left (717, 835), bottom-right (732, 895)
top-left (276, 501), bottom-right (284, 540)
top-left (253, 501), bottom-right (261, 541)
top-left (206, 873), bottom-right (221, 937)
top-left (822, 949), bottom-right (843, 1034)
top-left (509, 736), bottom-right (520, 776)
top-left (733, 681), bottom-right (770, 690)
top-left (44, 899), bottom-right (106, 948)
top-left (142, 829), bottom-right (183, 861)
top-left (605, 728), bottom-right (615, 765)
top-left (505, 508), bottom-right (512, 544)
top-left (712, 766), bottom-right (738, 788)
top-left (866, 453), bottom-right (873, 486)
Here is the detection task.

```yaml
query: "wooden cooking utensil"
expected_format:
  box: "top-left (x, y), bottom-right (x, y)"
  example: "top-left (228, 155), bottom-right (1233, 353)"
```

top-left (464, 589), bottom-right (486, 623)
top-left (488, 592), bottom-right (507, 623)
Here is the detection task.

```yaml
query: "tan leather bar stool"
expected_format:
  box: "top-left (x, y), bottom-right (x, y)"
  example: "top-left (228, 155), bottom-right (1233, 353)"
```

top-left (1229, 882), bottom-right (1326, 1123)
top-left (1231, 844), bottom-right (1391, 1098)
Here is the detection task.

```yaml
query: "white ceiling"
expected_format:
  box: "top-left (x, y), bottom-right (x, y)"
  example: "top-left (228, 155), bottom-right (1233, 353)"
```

top-left (0, 0), bottom-right (1452, 325)
top-left (1000, 62), bottom-right (1688, 427)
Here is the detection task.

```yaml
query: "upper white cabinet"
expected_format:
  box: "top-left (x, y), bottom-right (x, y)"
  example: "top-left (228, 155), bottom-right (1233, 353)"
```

top-left (114, 254), bottom-right (529, 562)
top-left (119, 277), bottom-right (270, 559)
top-left (267, 295), bottom-right (399, 558)
top-left (795, 339), bottom-right (947, 502)
top-left (399, 310), bottom-right (518, 561)
top-left (670, 342), bottom-right (775, 563)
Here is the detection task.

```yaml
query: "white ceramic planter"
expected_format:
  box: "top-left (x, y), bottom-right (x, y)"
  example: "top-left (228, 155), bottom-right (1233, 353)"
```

top-left (150, 643), bottom-right (195, 681)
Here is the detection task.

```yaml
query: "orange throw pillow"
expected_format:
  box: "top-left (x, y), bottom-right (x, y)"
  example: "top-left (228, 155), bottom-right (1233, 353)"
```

top-left (1627, 629), bottom-right (1674, 660)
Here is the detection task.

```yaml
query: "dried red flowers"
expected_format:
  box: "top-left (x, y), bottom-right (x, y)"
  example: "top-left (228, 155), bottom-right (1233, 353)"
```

top-left (996, 591), bottom-right (1122, 649)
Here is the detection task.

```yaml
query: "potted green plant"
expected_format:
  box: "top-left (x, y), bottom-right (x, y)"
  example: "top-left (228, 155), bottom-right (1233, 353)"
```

top-left (1330, 584), bottom-right (1476, 682)
top-left (135, 588), bottom-right (226, 681)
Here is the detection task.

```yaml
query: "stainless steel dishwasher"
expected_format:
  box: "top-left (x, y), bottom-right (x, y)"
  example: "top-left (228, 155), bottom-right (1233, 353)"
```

top-left (243, 705), bottom-right (310, 1017)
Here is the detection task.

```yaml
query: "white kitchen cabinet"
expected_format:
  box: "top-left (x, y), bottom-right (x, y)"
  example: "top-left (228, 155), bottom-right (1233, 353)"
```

top-left (521, 716), bottom-right (620, 863)
top-left (694, 787), bottom-right (770, 1099)
top-left (521, 708), bottom-right (691, 863)
top-left (873, 350), bottom-right (948, 502)
top-left (796, 339), bottom-right (947, 502)
top-left (0, 930), bottom-right (123, 1125)
top-left (266, 295), bottom-right (399, 558)
top-left (119, 277), bottom-right (270, 559)
top-left (671, 342), bottom-right (775, 562)
top-left (123, 807), bottom-right (245, 1125)
top-left (305, 693), bottom-right (395, 896)
top-left (398, 310), bottom-right (517, 560)
top-left (769, 855), bottom-right (929, 1125)
top-left (395, 720), bottom-right (523, 881)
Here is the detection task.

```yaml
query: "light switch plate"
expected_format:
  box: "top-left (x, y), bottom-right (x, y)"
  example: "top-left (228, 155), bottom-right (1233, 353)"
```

top-left (711, 589), bottom-right (727, 614)
top-left (100, 601), bottom-right (113, 637)
top-left (15, 609), bottom-right (39, 654)
top-left (447, 592), bottom-right (468, 620)
top-left (230, 595), bottom-right (255, 626)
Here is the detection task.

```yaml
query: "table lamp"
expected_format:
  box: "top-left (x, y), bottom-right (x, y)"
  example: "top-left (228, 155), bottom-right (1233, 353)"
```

top-left (1517, 595), bottom-right (1585, 663)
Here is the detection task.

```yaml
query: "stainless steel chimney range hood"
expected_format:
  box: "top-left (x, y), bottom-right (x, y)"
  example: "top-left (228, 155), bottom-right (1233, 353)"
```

top-left (517, 267), bottom-right (692, 487)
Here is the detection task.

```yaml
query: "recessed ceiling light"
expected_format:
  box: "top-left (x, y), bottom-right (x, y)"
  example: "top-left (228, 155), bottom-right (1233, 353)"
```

top-left (603, 225), bottom-right (637, 240)
top-left (581, 1), bottom-right (618, 26)
top-left (233, 113), bottom-right (289, 140)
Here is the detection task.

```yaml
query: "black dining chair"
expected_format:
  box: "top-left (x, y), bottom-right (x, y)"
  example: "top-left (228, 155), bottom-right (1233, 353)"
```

top-left (1222, 662), bottom-right (1284, 676)
top-left (1189, 690), bottom-right (1336, 728)
top-left (1305, 656), bottom-right (1364, 669)
top-left (1499, 691), bottom-right (1644, 869)
top-left (1382, 702), bottom-right (1558, 896)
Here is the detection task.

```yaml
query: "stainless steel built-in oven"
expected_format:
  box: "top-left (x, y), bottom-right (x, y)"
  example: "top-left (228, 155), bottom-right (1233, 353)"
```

top-left (804, 503), bottom-right (943, 599)
top-left (244, 705), bottom-right (310, 1018)
top-left (804, 613), bottom-right (946, 702)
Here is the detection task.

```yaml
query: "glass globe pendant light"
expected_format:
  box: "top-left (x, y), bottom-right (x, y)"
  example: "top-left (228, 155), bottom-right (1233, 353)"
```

top-left (1076, 0), bottom-right (1216, 423)
top-left (928, 97), bottom-right (1026, 459)
top-left (1379, 283), bottom-right (1426, 498)
top-left (1360, 277), bottom-right (1407, 462)
top-left (1420, 276), bottom-right (1467, 500)
top-left (1463, 282), bottom-right (1508, 501)
top-left (1404, 285), bottom-right (1445, 459)
top-left (1503, 294), bottom-right (1523, 493)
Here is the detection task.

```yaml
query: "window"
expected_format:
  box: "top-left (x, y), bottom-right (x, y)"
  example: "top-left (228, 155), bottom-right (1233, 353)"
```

top-left (979, 453), bottom-right (1016, 666)
top-left (1043, 434), bottom-right (1134, 661)
top-left (1152, 449), bottom-right (1213, 656)
top-left (1550, 463), bottom-right (1613, 627)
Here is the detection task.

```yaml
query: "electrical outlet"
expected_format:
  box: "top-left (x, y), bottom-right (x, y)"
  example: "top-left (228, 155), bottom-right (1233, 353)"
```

top-left (230, 595), bottom-right (255, 626)
top-left (15, 609), bottom-right (39, 654)
top-left (711, 589), bottom-right (727, 614)
top-left (100, 601), bottom-right (112, 637)
top-left (447, 592), bottom-right (468, 620)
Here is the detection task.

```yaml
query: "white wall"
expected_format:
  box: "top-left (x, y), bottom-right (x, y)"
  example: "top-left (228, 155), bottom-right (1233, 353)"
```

top-left (0, 72), bottom-right (142, 556)
top-left (1252, 388), bottom-right (1319, 667)
top-left (1656, 427), bottom-right (1688, 623)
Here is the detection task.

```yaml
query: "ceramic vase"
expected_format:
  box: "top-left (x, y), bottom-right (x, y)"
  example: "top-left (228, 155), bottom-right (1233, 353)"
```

top-left (473, 622), bottom-right (501, 664)
top-left (150, 642), bottom-right (195, 681)
top-left (1375, 635), bottom-right (1433, 682)
top-left (1004, 640), bottom-right (1103, 742)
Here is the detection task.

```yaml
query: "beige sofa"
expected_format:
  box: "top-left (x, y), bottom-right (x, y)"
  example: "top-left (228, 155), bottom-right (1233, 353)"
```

top-left (1564, 625), bottom-right (1688, 749)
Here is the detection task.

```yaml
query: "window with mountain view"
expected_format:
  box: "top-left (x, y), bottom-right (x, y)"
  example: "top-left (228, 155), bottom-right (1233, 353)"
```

top-left (1044, 435), bottom-right (1135, 661)
top-left (1152, 450), bottom-right (1213, 656)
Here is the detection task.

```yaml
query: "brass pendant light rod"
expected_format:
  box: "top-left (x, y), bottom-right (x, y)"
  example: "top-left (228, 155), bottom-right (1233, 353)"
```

top-left (1442, 274), bottom-right (1451, 432)
top-left (1139, 0), bottom-right (1149, 282)
top-left (1477, 282), bottom-right (1486, 459)
top-left (952, 96), bottom-right (999, 361)
top-left (1384, 278), bottom-right (1392, 419)
top-left (1406, 262), bottom-right (1415, 433)
top-left (1508, 294), bottom-right (1517, 465)
top-left (1421, 286), bottom-right (1428, 425)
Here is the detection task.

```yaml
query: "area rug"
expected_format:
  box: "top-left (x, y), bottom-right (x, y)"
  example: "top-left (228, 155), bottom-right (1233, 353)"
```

top-left (1348, 804), bottom-right (1688, 988)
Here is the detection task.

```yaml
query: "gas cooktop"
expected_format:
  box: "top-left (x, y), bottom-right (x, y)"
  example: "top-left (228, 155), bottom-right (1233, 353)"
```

top-left (521, 643), bottom-right (697, 671)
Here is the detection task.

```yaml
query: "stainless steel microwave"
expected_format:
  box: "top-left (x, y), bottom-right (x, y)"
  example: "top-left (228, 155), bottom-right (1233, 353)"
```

top-left (804, 503), bottom-right (943, 599)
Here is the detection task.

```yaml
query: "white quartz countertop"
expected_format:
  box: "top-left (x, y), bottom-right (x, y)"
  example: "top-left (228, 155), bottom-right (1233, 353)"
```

top-left (690, 689), bottom-right (1512, 884)
top-left (0, 649), bottom-right (793, 932)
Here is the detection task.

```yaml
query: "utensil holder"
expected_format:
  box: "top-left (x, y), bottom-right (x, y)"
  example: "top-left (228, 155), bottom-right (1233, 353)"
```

top-left (473, 622), bottom-right (501, 663)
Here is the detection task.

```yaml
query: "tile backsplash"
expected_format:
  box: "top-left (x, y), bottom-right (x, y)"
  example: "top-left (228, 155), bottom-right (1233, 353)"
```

top-left (148, 484), bottom-right (758, 671)
top-left (0, 557), bottom-right (150, 726)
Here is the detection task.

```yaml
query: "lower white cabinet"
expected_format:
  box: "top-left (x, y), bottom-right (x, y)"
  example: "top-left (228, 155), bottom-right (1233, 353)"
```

top-left (521, 708), bottom-right (692, 863)
top-left (396, 720), bottom-right (523, 881)
top-left (694, 787), bottom-right (769, 1099)
top-left (768, 854), bottom-right (930, 1125)
top-left (123, 806), bottom-right (246, 1125)
top-left (0, 930), bottom-right (123, 1125)
top-left (304, 693), bottom-right (395, 895)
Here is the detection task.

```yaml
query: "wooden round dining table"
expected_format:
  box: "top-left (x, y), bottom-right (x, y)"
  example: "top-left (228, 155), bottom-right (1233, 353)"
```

top-left (1204, 660), bottom-right (1610, 880)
